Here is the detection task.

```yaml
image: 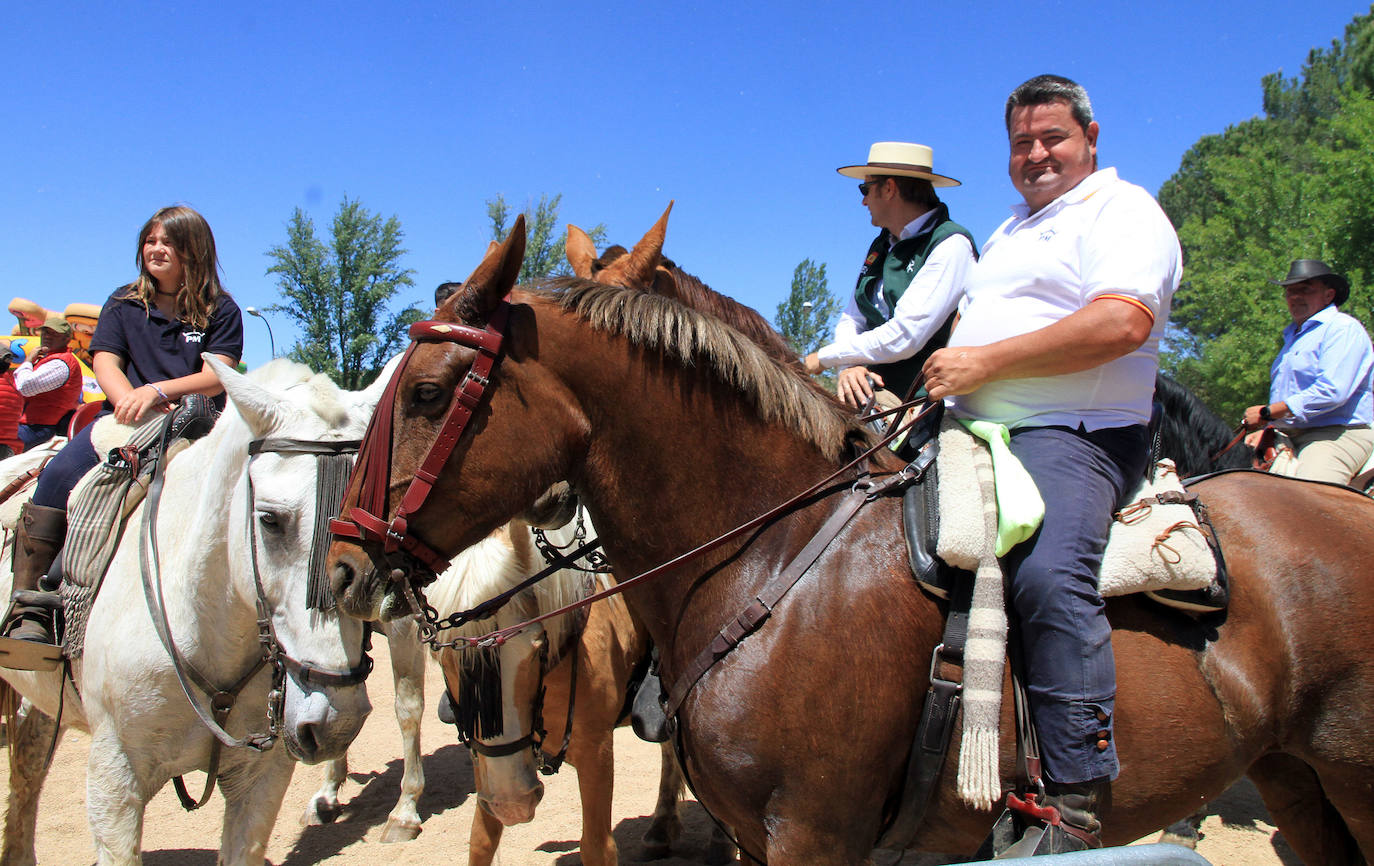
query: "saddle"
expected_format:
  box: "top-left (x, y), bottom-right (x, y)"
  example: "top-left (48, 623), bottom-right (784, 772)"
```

top-left (55, 397), bottom-right (218, 660)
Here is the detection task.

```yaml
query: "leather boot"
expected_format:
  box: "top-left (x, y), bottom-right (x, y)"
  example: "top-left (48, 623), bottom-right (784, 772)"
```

top-left (2, 502), bottom-right (66, 655)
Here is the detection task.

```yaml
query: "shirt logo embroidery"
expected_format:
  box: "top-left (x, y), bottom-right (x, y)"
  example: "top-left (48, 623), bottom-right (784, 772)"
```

top-left (184, 330), bottom-right (205, 344)
top-left (1039, 228), bottom-right (1057, 242)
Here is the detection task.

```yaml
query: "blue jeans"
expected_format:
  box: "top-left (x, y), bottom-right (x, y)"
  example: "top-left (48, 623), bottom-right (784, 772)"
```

top-left (31, 416), bottom-right (106, 510)
top-left (1003, 424), bottom-right (1148, 784)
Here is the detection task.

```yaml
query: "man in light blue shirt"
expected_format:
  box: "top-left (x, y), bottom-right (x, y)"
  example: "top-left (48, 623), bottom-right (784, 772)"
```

top-left (1243, 259), bottom-right (1374, 484)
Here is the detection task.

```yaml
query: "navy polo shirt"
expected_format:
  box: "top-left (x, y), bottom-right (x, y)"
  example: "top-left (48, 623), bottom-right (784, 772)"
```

top-left (89, 289), bottom-right (244, 405)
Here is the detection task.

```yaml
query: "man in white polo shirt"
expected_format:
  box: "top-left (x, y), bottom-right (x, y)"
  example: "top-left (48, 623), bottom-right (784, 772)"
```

top-left (923, 74), bottom-right (1181, 853)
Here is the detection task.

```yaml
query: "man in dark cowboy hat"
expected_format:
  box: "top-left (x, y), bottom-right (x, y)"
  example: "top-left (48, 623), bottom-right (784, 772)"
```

top-left (803, 141), bottom-right (975, 408)
top-left (1243, 259), bottom-right (1374, 484)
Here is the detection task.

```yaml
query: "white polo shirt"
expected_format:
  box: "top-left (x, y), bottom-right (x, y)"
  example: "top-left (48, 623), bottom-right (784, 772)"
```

top-left (948, 167), bottom-right (1181, 430)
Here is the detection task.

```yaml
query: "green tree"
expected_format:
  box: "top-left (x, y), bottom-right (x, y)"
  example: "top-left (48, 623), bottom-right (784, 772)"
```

top-left (488, 193), bottom-right (606, 282)
top-left (775, 258), bottom-right (840, 360)
top-left (265, 197), bottom-right (421, 390)
top-left (1158, 6), bottom-right (1374, 419)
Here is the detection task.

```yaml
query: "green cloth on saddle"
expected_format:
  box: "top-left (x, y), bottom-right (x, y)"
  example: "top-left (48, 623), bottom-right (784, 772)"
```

top-left (958, 419), bottom-right (1044, 556)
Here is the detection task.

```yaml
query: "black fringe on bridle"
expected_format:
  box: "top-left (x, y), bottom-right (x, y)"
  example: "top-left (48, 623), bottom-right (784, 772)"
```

top-left (453, 647), bottom-right (504, 741)
top-left (308, 453), bottom-right (354, 611)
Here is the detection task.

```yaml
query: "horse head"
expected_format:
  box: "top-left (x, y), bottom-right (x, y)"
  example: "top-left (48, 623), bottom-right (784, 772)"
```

top-left (327, 216), bottom-right (587, 622)
top-left (208, 355), bottom-right (378, 763)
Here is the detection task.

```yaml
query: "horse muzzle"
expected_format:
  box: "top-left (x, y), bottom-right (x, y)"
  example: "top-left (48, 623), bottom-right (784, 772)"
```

top-left (477, 781), bottom-right (545, 826)
top-left (283, 686), bottom-right (372, 764)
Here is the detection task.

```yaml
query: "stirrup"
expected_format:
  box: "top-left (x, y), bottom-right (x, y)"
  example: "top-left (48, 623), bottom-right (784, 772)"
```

top-left (0, 603), bottom-right (61, 672)
top-left (977, 791), bottom-right (1100, 859)
top-left (631, 667), bottom-right (670, 743)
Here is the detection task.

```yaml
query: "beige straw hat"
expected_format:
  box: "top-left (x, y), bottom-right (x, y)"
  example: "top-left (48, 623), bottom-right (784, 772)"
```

top-left (837, 141), bottom-right (960, 187)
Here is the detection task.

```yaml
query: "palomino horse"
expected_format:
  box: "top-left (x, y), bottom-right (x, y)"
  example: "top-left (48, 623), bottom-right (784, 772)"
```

top-left (426, 498), bottom-right (709, 866)
top-left (0, 358), bottom-right (377, 865)
top-left (329, 227), bottom-right (1374, 864)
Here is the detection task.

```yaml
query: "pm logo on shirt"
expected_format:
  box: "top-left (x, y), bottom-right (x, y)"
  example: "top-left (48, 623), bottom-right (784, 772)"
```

top-left (184, 330), bottom-right (205, 344)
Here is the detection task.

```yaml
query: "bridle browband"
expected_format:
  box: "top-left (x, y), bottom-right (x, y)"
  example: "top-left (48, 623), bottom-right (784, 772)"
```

top-left (329, 301), bottom-right (512, 575)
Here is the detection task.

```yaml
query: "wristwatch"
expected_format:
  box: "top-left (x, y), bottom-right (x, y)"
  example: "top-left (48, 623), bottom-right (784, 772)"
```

top-left (1259, 405), bottom-right (1272, 421)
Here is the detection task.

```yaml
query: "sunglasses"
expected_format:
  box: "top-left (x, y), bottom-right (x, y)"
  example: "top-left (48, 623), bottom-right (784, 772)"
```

top-left (859, 178), bottom-right (887, 196)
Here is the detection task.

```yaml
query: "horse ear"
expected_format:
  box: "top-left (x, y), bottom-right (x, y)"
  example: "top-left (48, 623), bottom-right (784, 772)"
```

top-left (566, 225), bottom-right (597, 279)
top-left (622, 201), bottom-right (673, 288)
top-left (457, 215), bottom-right (526, 321)
top-left (203, 353), bottom-right (280, 436)
top-left (354, 352), bottom-right (403, 411)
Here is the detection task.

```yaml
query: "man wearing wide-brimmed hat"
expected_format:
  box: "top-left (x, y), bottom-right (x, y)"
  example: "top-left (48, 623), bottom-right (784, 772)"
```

top-left (1242, 259), bottom-right (1374, 484)
top-left (802, 141), bottom-right (975, 408)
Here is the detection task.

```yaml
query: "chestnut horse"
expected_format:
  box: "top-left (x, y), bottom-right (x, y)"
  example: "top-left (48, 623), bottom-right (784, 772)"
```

top-left (328, 225), bottom-right (1374, 865)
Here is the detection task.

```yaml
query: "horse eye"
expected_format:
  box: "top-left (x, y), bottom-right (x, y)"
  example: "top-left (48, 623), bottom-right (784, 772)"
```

top-left (257, 510), bottom-right (286, 532)
top-left (413, 382), bottom-right (445, 405)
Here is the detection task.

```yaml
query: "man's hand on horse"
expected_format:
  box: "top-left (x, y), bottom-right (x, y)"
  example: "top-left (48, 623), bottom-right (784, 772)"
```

top-left (836, 365), bottom-right (879, 409)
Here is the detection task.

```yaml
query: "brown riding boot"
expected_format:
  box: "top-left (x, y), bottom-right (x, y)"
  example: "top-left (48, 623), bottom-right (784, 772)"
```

top-left (0, 502), bottom-right (66, 669)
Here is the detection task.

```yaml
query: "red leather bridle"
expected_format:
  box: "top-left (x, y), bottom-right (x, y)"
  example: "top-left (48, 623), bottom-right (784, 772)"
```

top-left (329, 301), bottom-right (512, 575)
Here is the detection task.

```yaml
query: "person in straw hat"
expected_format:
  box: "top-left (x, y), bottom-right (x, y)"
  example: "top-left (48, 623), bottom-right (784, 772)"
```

top-left (922, 74), bottom-right (1182, 853)
top-left (1242, 259), bottom-right (1374, 484)
top-left (803, 141), bottom-right (975, 409)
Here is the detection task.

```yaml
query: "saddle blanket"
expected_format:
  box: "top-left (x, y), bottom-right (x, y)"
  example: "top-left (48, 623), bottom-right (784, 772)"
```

top-left (935, 423), bottom-right (1216, 597)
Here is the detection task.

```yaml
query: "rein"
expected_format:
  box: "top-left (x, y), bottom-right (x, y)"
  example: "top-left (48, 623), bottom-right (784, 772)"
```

top-left (140, 432), bottom-right (372, 810)
top-left (1209, 423), bottom-right (1249, 464)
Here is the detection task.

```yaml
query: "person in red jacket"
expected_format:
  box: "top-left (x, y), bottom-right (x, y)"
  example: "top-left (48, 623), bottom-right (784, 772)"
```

top-left (13, 314), bottom-right (82, 450)
top-left (0, 354), bottom-right (24, 458)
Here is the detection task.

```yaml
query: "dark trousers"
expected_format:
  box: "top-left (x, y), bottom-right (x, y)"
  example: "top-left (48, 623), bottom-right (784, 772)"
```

top-left (31, 417), bottom-right (105, 510)
top-left (1003, 424), bottom-right (1148, 785)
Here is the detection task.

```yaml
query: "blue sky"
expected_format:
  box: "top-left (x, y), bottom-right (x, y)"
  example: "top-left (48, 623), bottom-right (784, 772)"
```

top-left (2, 1), bottom-right (1367, 367)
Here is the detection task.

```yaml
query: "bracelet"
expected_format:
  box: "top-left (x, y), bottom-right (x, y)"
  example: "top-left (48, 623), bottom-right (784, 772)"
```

top-left (150, 383), bottom-right (170, 403)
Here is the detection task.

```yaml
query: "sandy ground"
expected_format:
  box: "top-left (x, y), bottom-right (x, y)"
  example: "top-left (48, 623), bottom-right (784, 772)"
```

top-left (3, 638), bottom-right (1300, 865)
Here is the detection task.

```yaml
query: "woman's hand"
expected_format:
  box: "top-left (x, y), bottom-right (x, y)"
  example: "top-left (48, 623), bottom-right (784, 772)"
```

top-left (112, 383), bottom-right (170, 425)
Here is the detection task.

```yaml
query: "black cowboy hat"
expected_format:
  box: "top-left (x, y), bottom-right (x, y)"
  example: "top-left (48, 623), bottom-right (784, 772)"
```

top-left (1271, 259), bottom-right (1350, 306)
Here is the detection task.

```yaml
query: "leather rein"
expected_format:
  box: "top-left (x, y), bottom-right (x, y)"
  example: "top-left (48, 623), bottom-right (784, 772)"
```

top-left (141, 433), bottom-right (374, 809)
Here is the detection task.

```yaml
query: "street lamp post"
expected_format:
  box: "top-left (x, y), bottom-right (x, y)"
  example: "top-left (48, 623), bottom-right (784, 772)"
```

top-left (245, 307), bottom-right (276, 359)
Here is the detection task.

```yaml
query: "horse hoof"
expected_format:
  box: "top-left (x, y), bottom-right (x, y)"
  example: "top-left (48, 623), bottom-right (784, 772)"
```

top-left (641, 817), bottom-right (682, 859)
top-left (380, 818), bottom-right (422, 843)
top-left (641, 839), bottom-right (672, 860)
top-left (301, 797), bottom-right (342, 826)
top-left (1158, 830), bottom-right (1201, 849)
top-left (705, 835), bottom-right (738, 865)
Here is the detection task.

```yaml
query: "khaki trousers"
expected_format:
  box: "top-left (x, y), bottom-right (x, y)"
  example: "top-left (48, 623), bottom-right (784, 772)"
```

top-left (1270, 424), bottom-right (1374, 485)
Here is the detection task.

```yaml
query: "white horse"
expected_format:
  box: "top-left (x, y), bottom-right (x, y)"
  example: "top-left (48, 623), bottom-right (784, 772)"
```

top-left (0, 357), bottom-right (379, 865)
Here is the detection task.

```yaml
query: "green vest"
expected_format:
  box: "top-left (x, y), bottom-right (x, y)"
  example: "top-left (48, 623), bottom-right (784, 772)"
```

top-left (852, 203), bottom-right (974, 398)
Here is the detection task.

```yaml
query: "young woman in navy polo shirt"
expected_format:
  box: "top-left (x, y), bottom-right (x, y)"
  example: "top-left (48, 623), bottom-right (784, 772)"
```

top-left (1, 205), bottom-right (243, 664)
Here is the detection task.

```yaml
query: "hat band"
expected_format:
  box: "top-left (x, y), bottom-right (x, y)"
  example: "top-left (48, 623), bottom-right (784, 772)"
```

top-left (865, 161), bottom-right (935, 173)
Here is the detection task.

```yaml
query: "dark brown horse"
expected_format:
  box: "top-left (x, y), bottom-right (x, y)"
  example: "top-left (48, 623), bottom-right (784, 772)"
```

top-left (328, 226), bottom-right (1374, 865)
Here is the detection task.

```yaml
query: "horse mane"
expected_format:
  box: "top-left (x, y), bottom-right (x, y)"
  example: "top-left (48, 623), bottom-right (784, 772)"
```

top-left (590, 244), bottom-right (798, 363)
top-left (1152, 373), bottom-right (1254, 476)
top-left (540, 279), bottom-right (862, 462)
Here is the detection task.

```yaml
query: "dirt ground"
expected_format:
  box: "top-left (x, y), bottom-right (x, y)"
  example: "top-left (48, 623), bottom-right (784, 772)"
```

top-left (3, 638), bottom-right (1300, 865)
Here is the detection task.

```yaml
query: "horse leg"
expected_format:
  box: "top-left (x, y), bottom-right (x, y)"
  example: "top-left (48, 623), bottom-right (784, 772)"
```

top-left (217, 752), bottom-right (295, 866)
top-left (84, 728), bottom-right (148, 866)
top-left (641, 741), bottom-right (683, 858)
top-left (467, 803), bottom-right (505, 866)
top-left (1157, 807), bottom-right (1207, 849)
top-left (301, 755), bottom-right (347, 825)
top-left (573, 730), bottom-right (618, 866)
top-left (2, 702), bottom-right (60, 866)
top-left (1248, 752), bottom-right (1364, 865)
top-left (1303, 756), bottom-right (1374, 862)
top-left (380, 624), bottom-right (425, 843)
